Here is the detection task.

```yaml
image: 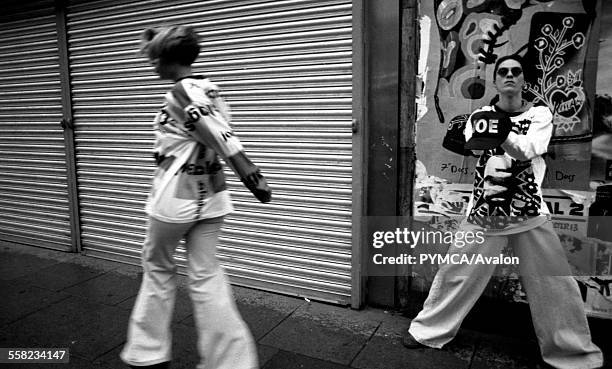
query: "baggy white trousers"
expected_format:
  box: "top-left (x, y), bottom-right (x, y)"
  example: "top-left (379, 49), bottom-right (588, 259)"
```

top-left (409, 222), bottom-right (603, 369)
top-left (120, 216), bottom-right (258, 369)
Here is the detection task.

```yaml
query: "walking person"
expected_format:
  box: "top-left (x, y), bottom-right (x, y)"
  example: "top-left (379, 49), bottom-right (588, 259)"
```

top-left (402, 55), bottom-right (604, 369)
top-left (120, 25), bottom-right (271, 369)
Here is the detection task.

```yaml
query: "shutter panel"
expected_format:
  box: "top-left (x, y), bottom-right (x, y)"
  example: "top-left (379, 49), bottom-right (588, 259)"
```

top-left (67, 0), bottom-right (353, 304)
top-left (0, 1), bottom-right (73, 250)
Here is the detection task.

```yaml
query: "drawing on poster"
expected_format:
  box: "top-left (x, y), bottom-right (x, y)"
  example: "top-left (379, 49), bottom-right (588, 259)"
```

top-left (432, 0), bottom-right (555, 124)
top-left (431, 5), bottom-right (596, 184)
top-left (524, 16), bottom-right (586, 135)
top-left (432, 2), bottom-right (594, 143)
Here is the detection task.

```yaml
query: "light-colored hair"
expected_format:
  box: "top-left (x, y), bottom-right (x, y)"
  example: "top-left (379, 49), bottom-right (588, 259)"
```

top-left (140, 25), bottom-right (200, 65)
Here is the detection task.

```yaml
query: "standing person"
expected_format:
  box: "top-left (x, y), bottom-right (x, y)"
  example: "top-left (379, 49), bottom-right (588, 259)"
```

top-left (120, 25), bottom-right (270, 369)
top-left (402, 55), bottom-right (604, 369)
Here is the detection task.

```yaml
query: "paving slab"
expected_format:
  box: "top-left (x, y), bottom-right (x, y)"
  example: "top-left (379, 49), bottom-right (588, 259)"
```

top-left (234, 300), bottom-right (296, 341)
top-left (0, 295), bottom-right (129, 361)
top-left (92, 344), bottom-right (125, 369)
top-left (115, 295), bottom-right (138, 311)
top-left (470, 333), bottom-right (541, 369)
top-left (94, 335), bottom-right (209, 369)
top-left (356, 315), bottom-right (477, 367)
top-left (352, 335), bottom-right (471, 369)
top-left (470, 358), bottom-right (537, 369)
top-left (0, 279), bottom-right (71, 327)
top-left (293, 302), bottom-right (383, 337)
top-left (177, 298), bottom-right (291, 343)
top-left (366, 312), bottom-right (409, 341)
top-left (260, 301), bottom-right (380, 365)
top-left (69, 255), bottom-right (126, 273)
top-left (233, 285), bottom-right (306, 313)
top-left (0, 242), bottom-right (75, 263)
top-left (95, 330), bottom-right (282, 369)
top-left (180, 285), bottom-right (304, 341)
top-left (0, 249), bottom-right (67, 281)
top-left (263, 350), bottom-right (352, 369)
top-left (19, 261), bottom-right (107, 292)
top-left (62, 271), bottom-right (141, 306)
top-left (258, 344), bottom-right (280, 368)
top-left (233, 286), bottom-right (306, 339)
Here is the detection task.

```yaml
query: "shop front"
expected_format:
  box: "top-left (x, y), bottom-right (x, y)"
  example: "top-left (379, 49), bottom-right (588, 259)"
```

top-left (0, 0), bottom-right (366, 307)
top-left (0, 1), bottom-right (75, 251)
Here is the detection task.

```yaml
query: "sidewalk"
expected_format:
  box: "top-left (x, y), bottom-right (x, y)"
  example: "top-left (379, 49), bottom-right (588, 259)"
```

top-left (1, 241), bottom-right (609, 369)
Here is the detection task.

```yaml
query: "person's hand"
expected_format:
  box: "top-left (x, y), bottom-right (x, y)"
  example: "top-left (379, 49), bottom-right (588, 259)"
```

top-left (242, 170), bottom-right (272, 203)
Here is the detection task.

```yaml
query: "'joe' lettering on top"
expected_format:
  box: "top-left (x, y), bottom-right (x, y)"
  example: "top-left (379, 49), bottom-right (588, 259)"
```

top-left (474, 118), bottom-right (498, 134)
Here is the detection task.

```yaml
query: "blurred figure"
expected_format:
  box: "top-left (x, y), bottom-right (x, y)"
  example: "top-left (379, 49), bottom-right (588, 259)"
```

top-left (120, 25), bottom-right (270, 369)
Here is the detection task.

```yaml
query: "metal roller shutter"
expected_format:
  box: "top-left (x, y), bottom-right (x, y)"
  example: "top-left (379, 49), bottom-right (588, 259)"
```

top-left (0, 1), bottom-right (73, 251)
top-left (67, 0), bottom-right (354, 304)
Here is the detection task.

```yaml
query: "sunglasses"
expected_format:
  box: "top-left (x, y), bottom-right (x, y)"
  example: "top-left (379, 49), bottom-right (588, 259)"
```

top-left (496, 67), bottom-right (523, 77)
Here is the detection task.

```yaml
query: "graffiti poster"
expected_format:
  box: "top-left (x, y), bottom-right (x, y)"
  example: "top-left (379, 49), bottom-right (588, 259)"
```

top-left (523, 13), bottom-right (591, 142)
top-left (416, 0), bottom-right (599, 190)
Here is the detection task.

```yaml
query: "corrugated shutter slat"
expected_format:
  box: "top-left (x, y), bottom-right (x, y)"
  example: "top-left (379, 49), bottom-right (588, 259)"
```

top-left (0, 3), bottom-right (72, 250)
top-left (68, 0), bottom-right (352, 304)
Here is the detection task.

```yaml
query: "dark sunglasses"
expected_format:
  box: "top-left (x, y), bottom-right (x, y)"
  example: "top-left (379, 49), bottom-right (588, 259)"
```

top-left (496, 67), bottom-right (523, 77)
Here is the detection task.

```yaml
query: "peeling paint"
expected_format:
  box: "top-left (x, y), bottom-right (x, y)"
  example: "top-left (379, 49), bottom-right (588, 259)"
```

top-left (418, 15), bottom-right (431, 78)
top-left (559, 189), bottom-right (596, 208)
top-left (416, 15), bottom-right (431, 122)
top-left (414, 161), bottom-right (470, 218)
top-left (379, 136), bottom-right (393, 151)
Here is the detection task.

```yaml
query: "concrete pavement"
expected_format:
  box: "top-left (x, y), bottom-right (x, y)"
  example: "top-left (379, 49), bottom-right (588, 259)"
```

top-left (0, 241), bottom-right (609, 369)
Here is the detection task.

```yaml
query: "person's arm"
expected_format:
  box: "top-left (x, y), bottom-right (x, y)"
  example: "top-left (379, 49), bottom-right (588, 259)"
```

top-left (500, 106), bottom-right (553, 161)
top-left (165, 79), bottom-right (271, 203)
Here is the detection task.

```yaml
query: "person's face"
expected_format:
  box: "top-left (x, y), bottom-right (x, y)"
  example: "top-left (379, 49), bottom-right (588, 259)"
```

top-left (494, 59), bottom-right (524, 95)
top-left (149, 57), bottom-right (178, 80)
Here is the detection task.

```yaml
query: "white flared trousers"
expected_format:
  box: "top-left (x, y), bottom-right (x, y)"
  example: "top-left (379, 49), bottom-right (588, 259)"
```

top-left (409, 222), bottom-right (603, 369)
top-left (120, 216), bottom-right (258, 369)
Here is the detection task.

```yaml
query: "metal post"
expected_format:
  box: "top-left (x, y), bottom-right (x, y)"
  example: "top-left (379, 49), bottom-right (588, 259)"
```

top-left (396, 0), bottom-right (418, 308)
top-left (364, 0), bottom-right (401, 308)
top-left (351, 0), bottom-right (366, 309)
top-left (55, 0), bottom-right (82, 253)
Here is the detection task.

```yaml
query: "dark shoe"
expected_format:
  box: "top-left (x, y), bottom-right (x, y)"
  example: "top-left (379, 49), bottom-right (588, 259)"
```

top-left (129, 362), bottom-right (170, 369)
top-left (401, 329), bottom-right (426, 349)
